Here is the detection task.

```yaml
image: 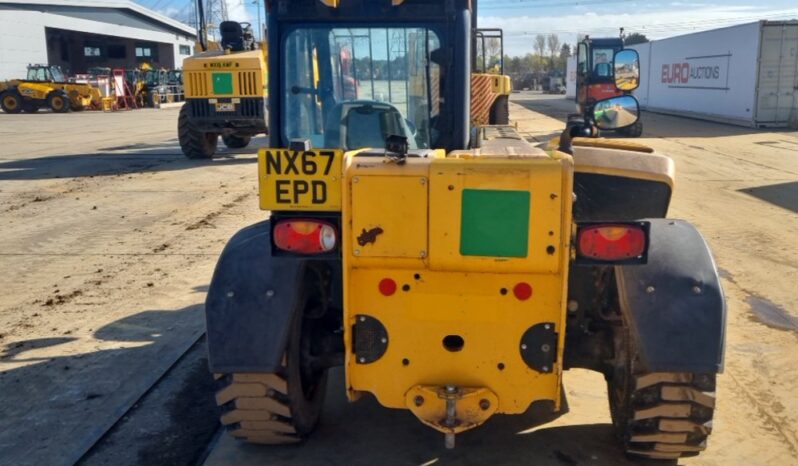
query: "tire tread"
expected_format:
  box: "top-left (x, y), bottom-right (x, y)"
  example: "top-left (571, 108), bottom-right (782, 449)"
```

top-left (619, 372), bottom-right (716, 460)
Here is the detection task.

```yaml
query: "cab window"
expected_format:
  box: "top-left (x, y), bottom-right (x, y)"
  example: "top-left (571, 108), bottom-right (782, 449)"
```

top-left (283, 26), bottom-right (442, 150)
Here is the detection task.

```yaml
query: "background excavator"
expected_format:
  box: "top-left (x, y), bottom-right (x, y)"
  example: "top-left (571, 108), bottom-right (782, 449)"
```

top-left (574, 35), bottom-right (643, 137)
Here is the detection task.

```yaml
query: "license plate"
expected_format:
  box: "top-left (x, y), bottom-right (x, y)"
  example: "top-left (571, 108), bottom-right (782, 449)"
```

top-left (215, 102), bottom-right (235, 112)
top-left (258, 149), bottom-right (343, 211)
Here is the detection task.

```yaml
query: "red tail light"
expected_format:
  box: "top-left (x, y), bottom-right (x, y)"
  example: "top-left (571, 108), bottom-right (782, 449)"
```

top-left (577, 223), bottom-right (648, 263)
top-left (273, 220), bottom-right (337, 254)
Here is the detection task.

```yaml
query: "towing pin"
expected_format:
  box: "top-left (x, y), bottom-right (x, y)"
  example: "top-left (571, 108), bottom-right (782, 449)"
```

top-left (445, 432), bottom-right (455, 449)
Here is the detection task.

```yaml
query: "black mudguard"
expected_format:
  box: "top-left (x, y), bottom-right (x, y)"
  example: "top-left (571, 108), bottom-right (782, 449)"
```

top-left (205, 220), bottom-right (304, 374)
top-left (615, 219), bottom-right (725, 373)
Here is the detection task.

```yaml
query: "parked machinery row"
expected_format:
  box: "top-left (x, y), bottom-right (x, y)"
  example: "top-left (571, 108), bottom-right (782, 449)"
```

top-left (0, 63), bottom-right (185, 114)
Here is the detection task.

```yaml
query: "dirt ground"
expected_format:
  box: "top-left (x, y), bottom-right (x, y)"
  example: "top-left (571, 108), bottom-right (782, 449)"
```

top-left (0, 108), bottom-right (264, 466)
top-left (1, 95), bottom-right (797, 466)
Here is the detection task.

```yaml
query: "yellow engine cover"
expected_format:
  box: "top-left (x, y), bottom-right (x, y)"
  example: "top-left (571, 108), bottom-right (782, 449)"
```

top-left (182, 49), bottom-right (267, 98)
top-left (342, 152), bottom-right (574, 424)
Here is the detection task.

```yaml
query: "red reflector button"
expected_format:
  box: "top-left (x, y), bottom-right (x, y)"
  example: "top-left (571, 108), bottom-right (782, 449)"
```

top-left (378, 278), bottom-right (397, 296)
top-left (513, 282), bottom-right (533, 301)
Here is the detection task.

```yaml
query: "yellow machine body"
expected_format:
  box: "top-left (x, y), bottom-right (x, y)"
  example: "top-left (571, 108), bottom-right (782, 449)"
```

top-left (257, 142), bottom-right (574, 433)
top-left (1, 80), bottom-right (98, 110)
top-left (183, 49), bottom-right (267, 99)
top-left (470, 73), bottom-right (512, 125)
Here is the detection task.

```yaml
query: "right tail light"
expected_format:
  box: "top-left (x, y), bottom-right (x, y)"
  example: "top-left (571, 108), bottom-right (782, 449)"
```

top-left (576, 222), bottom-right (649, 264)
top-left (273, 219), bottom-right (337, 254)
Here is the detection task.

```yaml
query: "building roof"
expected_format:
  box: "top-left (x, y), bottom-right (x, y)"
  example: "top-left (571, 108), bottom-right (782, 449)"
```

top-left (0, 0), bottom-right (196, 37)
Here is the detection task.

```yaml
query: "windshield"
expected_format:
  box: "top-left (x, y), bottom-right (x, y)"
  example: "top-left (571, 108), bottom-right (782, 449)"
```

top-left (591, 48), bottom-right (615, 78)
top-left (27, 66), bottom-right (64, 82)
top-left (50, 66), bottom-right (66, 82)
top-left (282, 26), bottom-right (442, 150)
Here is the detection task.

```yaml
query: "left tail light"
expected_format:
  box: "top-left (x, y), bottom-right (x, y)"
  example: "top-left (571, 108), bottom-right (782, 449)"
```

top-left (273, 219), bottom-right (337, 254)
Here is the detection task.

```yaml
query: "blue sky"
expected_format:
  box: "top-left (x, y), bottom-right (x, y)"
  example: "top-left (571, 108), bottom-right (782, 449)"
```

top-left (137, 0), bottom-right (798, 55)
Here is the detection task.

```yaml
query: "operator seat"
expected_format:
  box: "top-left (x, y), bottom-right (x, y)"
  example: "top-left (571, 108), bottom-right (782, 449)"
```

top-left (220, 21), bottom-right (255, 52)
top-left (323, 100), bottom-right (418, 151)
top-left (594, 62), bottom-right (611, 77)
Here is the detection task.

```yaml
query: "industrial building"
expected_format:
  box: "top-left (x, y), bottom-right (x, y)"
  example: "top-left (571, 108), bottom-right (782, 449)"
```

top-left (0, 0), bottom-right (196, 80)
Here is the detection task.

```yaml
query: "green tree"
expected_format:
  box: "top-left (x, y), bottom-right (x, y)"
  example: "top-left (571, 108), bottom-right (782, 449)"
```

top-left (546, 34), bottom-right (561, 70)
top-left (624, 33), bottom-right (649, 45)
top-left (557, 43), bottom-right (571, 72)
top-left (534, 34), bottom-right (547, 71)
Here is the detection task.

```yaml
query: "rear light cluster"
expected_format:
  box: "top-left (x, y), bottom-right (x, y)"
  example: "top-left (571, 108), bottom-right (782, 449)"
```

top-left (273, 219), bottom-right (337, 254)
top-left (576, 223), bottom-right (649, 264)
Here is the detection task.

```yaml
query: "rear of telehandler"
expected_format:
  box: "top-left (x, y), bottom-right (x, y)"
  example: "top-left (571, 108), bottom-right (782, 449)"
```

top-left (205, 0), bottom-right (724, 460)
top-left (178, 4), bottom-right (268, 159)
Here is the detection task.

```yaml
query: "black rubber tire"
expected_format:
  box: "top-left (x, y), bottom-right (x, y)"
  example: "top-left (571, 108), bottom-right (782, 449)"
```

top-left (214, 287), bottom-right (328, 444)
top-left (178, 104), bottom-right (217, 159)
top-left (618, 119), bottom-right (643, 138)
top-left (1, 90), bottom-right (23, 114)
top-left (47, 91), bottom-right (70, 113)
top-left (68, 90), bottom-right (84, 111)
top-left (608, 330), bottom-right (716, 460)
top-left (222, 134), bottom-right (251, 149)
top-left (147, 92), bottom-right (161, 109)
top-left (489, 94), bottom-right (510, 125)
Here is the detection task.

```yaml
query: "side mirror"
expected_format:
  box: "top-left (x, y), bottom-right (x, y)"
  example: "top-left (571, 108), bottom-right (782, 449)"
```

top-left (613, 49), bottom-right (640, 91)
top-left (592, 95), bottom-right (639, 130)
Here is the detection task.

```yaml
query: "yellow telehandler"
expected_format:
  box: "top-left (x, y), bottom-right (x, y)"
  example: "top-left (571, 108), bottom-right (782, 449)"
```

top-left (0, 65), bottom-right (100, 113)
top-left (204, 0), bottom-right (725, 460)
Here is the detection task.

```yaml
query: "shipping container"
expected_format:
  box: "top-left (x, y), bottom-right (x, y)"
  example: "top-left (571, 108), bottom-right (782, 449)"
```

top-left (630, 21), bottom-right (798, 128)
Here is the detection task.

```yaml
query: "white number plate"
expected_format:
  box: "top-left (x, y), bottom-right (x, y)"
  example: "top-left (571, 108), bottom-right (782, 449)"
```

top-left (215, 102), bottom-right (235, 112)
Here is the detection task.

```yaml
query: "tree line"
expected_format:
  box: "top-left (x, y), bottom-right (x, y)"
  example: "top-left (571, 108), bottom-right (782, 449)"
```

top-left (502, 32), bottom-right (649, 77)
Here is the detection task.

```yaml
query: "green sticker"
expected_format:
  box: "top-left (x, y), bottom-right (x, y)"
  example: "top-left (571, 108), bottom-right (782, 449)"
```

top-left (212, 72), bottom-right (233, 94)
top-left (460, 189), bottom-right (530, 257)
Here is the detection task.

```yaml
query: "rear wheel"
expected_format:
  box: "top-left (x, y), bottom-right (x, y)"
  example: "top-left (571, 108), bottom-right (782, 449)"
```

top-left (147, 92), bottom-right (161, 109)
top-left (1, 90), bottom-right (23, 114)
top-left (489, 95), bottom-right (510, 125)
top-left (222, 134), bottom-right (251, 149)
top-left (214, 287), bottom-right (328, 444)
top-left (608, 330), bottom-right (716, 460)
top-left (178, 104), bottom-right (217, 159)
top-left (68, 90), bottom-right (84, 111)
top-left (48, 91), bottom-right (70, 113)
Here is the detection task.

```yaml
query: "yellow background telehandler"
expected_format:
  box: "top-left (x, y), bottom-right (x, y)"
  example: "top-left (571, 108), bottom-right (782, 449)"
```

top-left (0, 65), bottom-right (100, 113)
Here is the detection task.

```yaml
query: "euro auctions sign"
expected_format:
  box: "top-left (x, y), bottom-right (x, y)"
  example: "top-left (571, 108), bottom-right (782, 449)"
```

top-left (660, 54), bottom-right (731, 90)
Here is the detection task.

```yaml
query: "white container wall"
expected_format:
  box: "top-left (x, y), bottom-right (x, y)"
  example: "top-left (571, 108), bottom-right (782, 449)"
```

top-left (756, 23), bottom-right (798, 125)
top-left (630, 21), bottom-right (798, 128)
top-left (566, 55), bottom-right (576, 98)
